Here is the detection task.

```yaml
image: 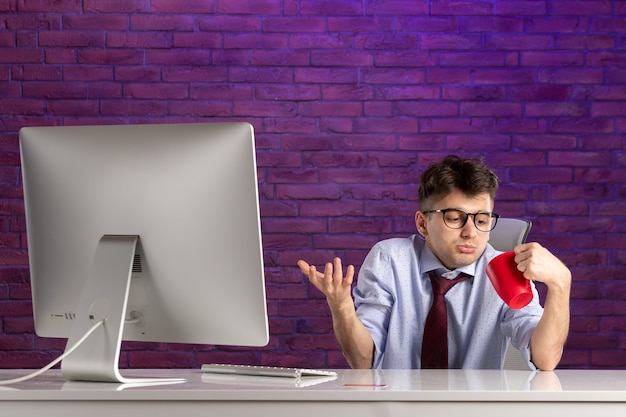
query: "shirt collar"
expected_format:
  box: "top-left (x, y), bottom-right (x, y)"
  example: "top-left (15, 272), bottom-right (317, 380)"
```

top-left (419, 242), bottom-right (477, 279)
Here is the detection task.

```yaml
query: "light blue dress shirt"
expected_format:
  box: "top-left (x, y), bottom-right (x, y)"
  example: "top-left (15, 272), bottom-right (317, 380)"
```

top-left (353, 235), bottom-right (543, 369)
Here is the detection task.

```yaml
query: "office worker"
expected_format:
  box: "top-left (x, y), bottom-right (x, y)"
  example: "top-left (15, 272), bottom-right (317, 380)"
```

top-left (298, 155), bottom-right (571, 371)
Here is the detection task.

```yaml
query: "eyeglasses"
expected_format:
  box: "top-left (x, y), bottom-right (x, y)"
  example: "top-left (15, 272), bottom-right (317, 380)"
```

top-left (422, 208), bottom-right (499, 232)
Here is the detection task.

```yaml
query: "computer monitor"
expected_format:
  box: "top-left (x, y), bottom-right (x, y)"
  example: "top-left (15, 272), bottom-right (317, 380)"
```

top-left (19, 122), bottom-right (269, 384)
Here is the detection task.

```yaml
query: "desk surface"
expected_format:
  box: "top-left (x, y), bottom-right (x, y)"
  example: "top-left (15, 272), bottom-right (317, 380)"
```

top-left (2, 369), bottom-right (626, 417)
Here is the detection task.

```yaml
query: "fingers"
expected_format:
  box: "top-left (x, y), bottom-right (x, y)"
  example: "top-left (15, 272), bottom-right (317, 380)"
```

top-left (297, 257), bottom-right (354, 285)
top-left (512, 243), bottom-right (571, 286)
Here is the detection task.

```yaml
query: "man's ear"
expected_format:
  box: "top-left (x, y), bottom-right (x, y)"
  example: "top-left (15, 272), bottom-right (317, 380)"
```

top-left (415, 211), bottom-right (428, 237)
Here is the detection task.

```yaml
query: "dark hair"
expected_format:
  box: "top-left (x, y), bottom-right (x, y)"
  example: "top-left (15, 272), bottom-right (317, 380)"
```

top-left (418, 155), bottom-right (499, 210)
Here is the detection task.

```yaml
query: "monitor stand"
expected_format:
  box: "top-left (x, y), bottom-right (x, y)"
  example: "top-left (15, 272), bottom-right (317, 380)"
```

top-left (61, 235), bottom-right (185, 384)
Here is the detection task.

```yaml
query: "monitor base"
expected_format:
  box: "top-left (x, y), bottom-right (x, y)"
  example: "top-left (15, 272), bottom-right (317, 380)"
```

top-left (60, 235), bottom-right (183, 384)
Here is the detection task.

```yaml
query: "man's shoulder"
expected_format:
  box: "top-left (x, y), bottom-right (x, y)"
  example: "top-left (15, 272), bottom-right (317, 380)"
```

top-left (372, 234), bottom-right (424, 254)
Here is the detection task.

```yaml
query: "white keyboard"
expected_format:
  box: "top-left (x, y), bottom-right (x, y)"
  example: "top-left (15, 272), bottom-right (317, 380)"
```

top-left (201, 363), bottom-right (337, 378)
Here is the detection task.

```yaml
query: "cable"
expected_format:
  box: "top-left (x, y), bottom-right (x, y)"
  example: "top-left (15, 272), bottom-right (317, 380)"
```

top-left (0, 319), bottom-right (106, 385)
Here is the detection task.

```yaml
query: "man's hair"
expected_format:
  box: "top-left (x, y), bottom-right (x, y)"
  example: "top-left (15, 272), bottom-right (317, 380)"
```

top-left (418, 155), bottom-right (499, 210)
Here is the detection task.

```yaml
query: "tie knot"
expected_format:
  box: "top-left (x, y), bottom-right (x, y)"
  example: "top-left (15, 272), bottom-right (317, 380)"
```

top-left (427, 270), bottom-right (470, 295)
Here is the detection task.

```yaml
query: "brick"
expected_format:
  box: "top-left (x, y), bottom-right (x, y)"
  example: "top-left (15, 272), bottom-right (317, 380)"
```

top-left (365, 0), bottom-right (428, 15)
top-left (592, 101), bottom-right (626, 117)
top-left (323, 85), bottom-right (373, 101)
top-left (486, 34), bottom-right (551, 50)
top-left (22, 82), bottom-right (86, 99)
top-left (230, 67), bottom-right (293, 83)
top-left (299, 102), bottom-right (361, 117)
top-left (288, 33), bottom-right (353, 49)
top-left (548, 151), bottom-right (612, 166)
top-left (191, 83), bottom-right (254, 101)
top-left (108, 32), bottom-right (174, 49)
top-left (124, 83), bottom-right (189, 99)
top-left (513, 135), bottom-right (577, 150)
top-left (302, 0), bottom-right (364, 16)
top-left (64, 14), bottom-right (129, 30)
top-left (421, 34), bottom-right (482, 50)
top-left (460, 102), bottom-right (522, 117)
top-left (311, 50), bottom-right (374, 67)
top-left (458, 16), bottom-right (523, 32)
top-left (39, 31), bottom-right (104, 48)
top-left (0, 99), bottom-right (45, 115)
top-left (439, 52), bottom-right (506, 67)
top-left (263, 17), bottom-right (326, 33)
top-left (79, 49), bottom-right (144, 65)
top-left (198, 15), bottom-right (260, 32)
top-left (447, 135), bottom-right (512, 151)
top-left (526, 16), bottom-right (588, 32)
top-left (145, 50), bottom-right (210, 66)
top-left (224, 33), bottom-right (288, 49)
top-left (496, 1), bottom-right (547, 16)
top-left (509, 167), bottom-right (574, 183)
top-left (420, 117), bottom-right (482, 133)
top-left (217, 0), bottom-right (281, 15)
top-left (539, 68), bottom-right (604, 84)
top-left (376, 86), bottom-right (439, 100)
top-left (84, 0), bottom-right (149, 13)
top-left (473, 69), bottom-right (535, 84)
top-left (375, 51), bottom-right (437, 68)
top-left (280, 135), bottom-right (331, 151)
top-left (251, 50), bottom-right (310, 66)
top-left (573, 85), bottom-right (626, 100)
top-left (234, 101), bottom-right (296, 117)
top-left (300, 200), bottom-right (364, 217)
top-left (295, 68), bottom-right (358, 83)
top-left (132, 15), bottom-right (195, 31)
top-left (18, 0), bottom-right (81, 12)
top-left (257, 85), bottom-right (319, 101)
top-left (151, 0), bottom-right (214, 13)
top-left (266, 118), bottom-right (318, 134)
top-left (521, 51), bottom-right (584, 66)
top-left (396, 101), bottom-right (457, 117)
top-left (353, 117), bottom-right (417, 134)
top-left (356, 33), bottom-right (419, 50)
top-left (509, 85), bottom-right (572, 101)
top-left (329, 18), bottom-right (394, 35)
top-left (431, 0), bottom-right (494, 15)
top-left (47, 100), bottom-right (99, 116)
top-left (551, 117), bottom-right (614, 133)
top-left (550, 1), bottom-right (613, 15)
top-left (526, 102), bottom-right (587, 117)
top-left (100, 99), bottom-right (167, 116)
top-left (303, 151), bottom-right (366, 168)
top-left (0, 48), bottom-right (42, 64)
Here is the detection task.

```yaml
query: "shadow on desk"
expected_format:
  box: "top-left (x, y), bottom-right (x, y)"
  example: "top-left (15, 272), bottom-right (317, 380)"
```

top-left (339, 369), bottom-right (562, 392)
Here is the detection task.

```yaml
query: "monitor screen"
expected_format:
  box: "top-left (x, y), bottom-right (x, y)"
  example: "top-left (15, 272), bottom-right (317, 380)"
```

top-left (19, 122), bottom-right (268, 384)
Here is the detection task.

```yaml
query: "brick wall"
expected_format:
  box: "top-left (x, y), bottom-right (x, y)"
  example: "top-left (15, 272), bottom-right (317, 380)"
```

top-left (1, 1), bottom-right (625, 370)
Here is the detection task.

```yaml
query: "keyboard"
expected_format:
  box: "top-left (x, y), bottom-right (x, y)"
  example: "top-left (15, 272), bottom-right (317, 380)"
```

top-left (201, 363), bottom-right (337, 379)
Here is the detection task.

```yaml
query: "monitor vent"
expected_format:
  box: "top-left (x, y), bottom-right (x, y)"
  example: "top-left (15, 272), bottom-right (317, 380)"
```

top-left (132, 254), bottom-right (143, 273)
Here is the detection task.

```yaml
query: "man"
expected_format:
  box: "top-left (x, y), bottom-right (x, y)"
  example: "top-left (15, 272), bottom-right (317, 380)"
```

top-left (298, 155), bottom-right (571, 370)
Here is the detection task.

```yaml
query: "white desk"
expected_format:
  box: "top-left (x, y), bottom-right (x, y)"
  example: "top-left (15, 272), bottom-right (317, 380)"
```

top-left (2, 369), bottom-right (626, 417)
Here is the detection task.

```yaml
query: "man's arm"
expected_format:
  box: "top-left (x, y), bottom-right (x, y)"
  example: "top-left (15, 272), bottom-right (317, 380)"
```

top-left (514, 243), bottom-right (571, 371)
top-left (298, 258), bottom-right (375, 369)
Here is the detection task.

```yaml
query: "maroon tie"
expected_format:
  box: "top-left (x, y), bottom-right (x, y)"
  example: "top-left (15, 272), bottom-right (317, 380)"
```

top-left (421, 270), bottom-right (470, 369)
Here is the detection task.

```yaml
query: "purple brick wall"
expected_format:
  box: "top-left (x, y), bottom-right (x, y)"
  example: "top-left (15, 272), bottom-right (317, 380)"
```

top-left (1, 1), bottom-right (625, 370)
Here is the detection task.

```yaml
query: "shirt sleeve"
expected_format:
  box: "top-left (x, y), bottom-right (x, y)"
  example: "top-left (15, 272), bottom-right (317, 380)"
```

top-left (500, 281), bottom-right (544, 370)
top-left (353, 242), bottom-right (396, 368)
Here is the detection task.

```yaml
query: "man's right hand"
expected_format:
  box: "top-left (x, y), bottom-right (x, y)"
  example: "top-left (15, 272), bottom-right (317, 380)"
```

top-left (297, 257), bottom-right (355, 308)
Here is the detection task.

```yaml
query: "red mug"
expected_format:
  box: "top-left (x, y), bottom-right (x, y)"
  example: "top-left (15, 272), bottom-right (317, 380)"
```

top-left (486, 252), bottom-right (533, 309)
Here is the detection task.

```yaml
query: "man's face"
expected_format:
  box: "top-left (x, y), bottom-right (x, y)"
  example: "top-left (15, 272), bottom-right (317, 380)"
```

top-left (415, 190), bottom-right (494, 270)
